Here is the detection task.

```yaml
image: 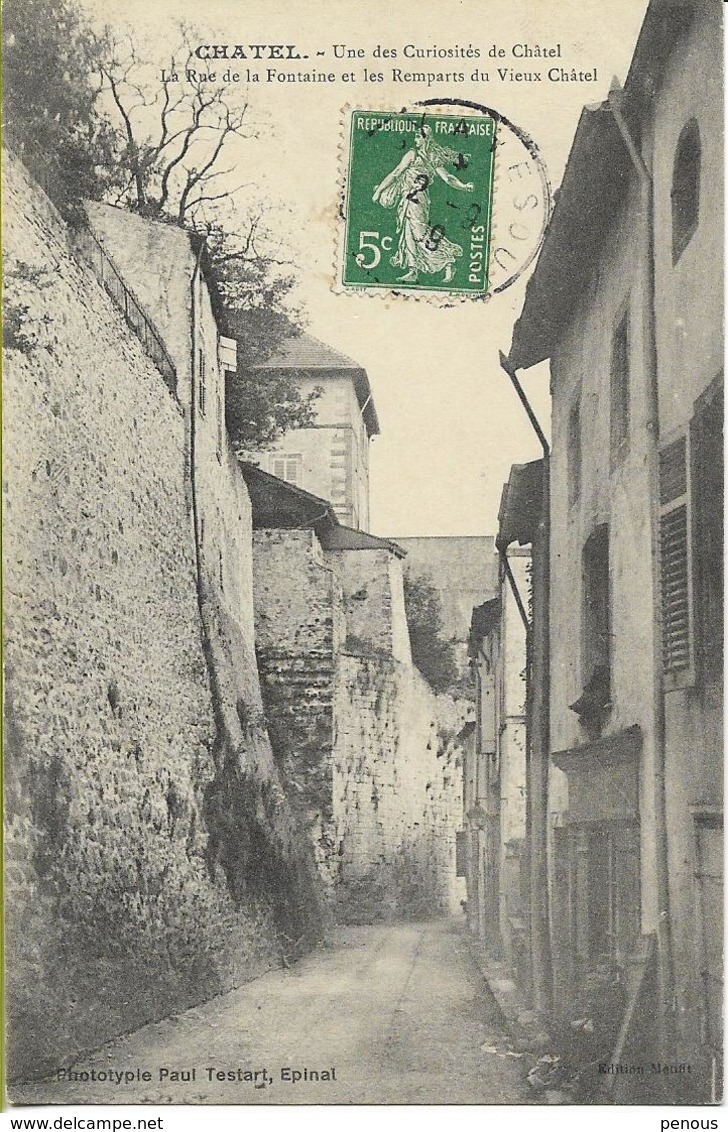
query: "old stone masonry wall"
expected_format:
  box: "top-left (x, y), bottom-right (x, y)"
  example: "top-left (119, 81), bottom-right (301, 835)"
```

top-left (334, 656), bottom-right (466, 921)
top-left (250, 532), bottom-right (468, 920)
top-left (2, 154), bottom-right (324, 1082)
top-left (252, 528), bottom-right (343, 890)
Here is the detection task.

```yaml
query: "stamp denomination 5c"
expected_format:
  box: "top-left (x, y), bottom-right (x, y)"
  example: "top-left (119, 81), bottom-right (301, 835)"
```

top-left (342, 110), bottom-right (496, 295)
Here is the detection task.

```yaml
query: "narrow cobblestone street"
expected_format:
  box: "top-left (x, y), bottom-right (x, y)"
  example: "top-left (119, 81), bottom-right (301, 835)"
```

top-left (13, 921), bottom-right (535, 1106)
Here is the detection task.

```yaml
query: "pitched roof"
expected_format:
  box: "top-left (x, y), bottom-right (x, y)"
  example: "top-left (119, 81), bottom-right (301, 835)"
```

top-left (508, 104), bottom-right (630, 371)
top-left (508, 0), bottom-right (697, 372)
top-left (251, 332), bottom-right (363, 371)
top-left (318, 526), bottom-right (406, 558)
top-left (240, 462), bottom-right (339, 533)
top-left (250, 332), bottom-right (381, 437)
top-left (623, 0), bottom-right (695, 109)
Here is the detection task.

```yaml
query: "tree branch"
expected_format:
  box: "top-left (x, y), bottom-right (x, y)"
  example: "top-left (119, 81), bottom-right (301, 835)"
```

top-left (101, 62), bottom-right (146, 207)
top-left (158, 87), bottom-right (217, 211)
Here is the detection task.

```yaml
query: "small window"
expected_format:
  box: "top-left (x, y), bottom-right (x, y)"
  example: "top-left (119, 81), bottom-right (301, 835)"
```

top-left (198, 348), bottom-right (207, 417)
top-left (610, 310), bottom-right (630, 470)
top-left (584, 520), bottom-right (611, 706)
top-left (270, 453), bottom-right (303, 488)
top-left (568, 399), bottom-right (581, 506)
top-left (672, 119), bottom-right (700, 263)
top-left (582, 524), bottom-right (611, 691)
top-left (572, 524), bottom-right (611, 730)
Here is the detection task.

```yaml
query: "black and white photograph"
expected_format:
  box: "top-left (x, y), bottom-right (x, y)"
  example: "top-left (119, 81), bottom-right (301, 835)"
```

top-left (2, 0), bottom-right (723, 1116)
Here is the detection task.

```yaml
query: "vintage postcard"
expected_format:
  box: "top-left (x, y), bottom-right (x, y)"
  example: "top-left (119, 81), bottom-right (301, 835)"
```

top-left (2, 0), bottom-right (723, 1113)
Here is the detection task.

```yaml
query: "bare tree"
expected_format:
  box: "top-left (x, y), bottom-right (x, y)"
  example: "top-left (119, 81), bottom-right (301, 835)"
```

top-left (99, 25), bottom-right (253, 223)
top-left (96, 22), bottom-right (318, 442)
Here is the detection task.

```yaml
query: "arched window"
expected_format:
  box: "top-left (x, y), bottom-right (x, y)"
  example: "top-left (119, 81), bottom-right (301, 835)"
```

top-left (672, 119), bottom-right (701, 263)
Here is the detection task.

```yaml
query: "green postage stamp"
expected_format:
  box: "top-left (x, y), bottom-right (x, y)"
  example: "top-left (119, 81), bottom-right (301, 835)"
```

top-left (342, 110), bottom-right (496, 295)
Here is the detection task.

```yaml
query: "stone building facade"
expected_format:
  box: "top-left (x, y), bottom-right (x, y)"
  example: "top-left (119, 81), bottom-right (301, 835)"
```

top-left (507, 0), bottom-right (723, 1103)
top-left (248, 332), bottom-right (379, 531)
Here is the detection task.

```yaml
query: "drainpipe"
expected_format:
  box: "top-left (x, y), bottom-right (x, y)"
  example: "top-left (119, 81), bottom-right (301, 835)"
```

top-left (498, 352), bottom-right (552, 1018)
top-left (608, 85), bottom-right (674, 1067)
top-left (498, 352), bottom-right (550, 457)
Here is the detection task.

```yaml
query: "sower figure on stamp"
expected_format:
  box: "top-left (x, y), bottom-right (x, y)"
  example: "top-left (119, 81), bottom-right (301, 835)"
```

top-left (372, 124), bottom-right (474, 283)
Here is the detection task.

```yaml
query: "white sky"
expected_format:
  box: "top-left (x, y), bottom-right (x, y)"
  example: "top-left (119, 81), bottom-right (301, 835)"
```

top-left (84, 0), bottom-right (649, 537)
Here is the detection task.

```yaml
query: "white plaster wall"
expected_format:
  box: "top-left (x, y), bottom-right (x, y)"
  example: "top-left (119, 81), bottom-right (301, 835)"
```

top-left (548, 168), bottom-right (658, 930)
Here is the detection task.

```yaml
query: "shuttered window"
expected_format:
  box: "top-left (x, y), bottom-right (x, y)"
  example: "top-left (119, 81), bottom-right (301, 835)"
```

top-left (659, 437), bottom-right (692, 676)
top-left (610, 311), bottom-right (630, 470)
top-left (661, 506), bottom-right (690, 670)
top-left (659, 436), bottom-right (687, 504)
top-left (270, 453), bottom-right (303, 487)
top-left (690, 376), bottom-right (723, 687)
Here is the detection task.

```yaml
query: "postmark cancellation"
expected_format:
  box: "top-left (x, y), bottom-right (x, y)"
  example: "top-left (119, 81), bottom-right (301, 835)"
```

top-left (337, 101), bottom-right (551, 301)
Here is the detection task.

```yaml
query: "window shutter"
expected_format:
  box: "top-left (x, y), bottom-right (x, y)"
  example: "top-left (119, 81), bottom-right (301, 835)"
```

top-left (661, 505), bottom-right (690, 671)
top-left (659, 437), bottom-right (687, 504)
top-left (270, 454), bottom-right (303, 487)
top-left (285, 457), bottom-right (301, 486)
top-left (659, 437), bottom-right (692, 675)
top-left (690, 376), bottom-right (724, 685)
